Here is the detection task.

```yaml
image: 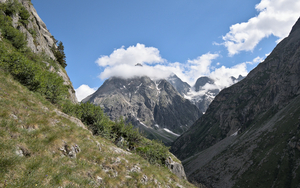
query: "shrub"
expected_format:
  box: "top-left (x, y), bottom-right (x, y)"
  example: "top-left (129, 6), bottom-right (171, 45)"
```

top-left (136, 139), bottom-right (169, 165)
top-left (1, 24), bottom-right (27, 49)
top-left (19, 6), bottom-right (30, 25)
top-left (112, 118), bottom-right (141, 148)
top-left (38, 72), bottom-right (68, 103)
top-left (61, 101), bottom-right (169, 166)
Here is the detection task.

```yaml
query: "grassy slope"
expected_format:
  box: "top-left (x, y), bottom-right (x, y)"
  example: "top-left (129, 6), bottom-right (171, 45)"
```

top-left (0, 69), bottom-right (195, 187)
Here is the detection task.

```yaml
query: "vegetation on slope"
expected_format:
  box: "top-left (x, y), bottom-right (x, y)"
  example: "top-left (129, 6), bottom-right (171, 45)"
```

top-left (0, 1), bottom-right (193, 187)
top-left (0, 1), bottom-right (69, 104)
top-left (0, 69), bottom-right (194, 187)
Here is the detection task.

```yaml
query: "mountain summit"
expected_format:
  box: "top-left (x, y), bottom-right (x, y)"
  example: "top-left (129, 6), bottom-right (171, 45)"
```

top-left (83, 76), bottom-right (201, 145)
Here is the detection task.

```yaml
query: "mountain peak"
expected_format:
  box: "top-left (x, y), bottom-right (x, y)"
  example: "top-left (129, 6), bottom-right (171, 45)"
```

top-left (289, 17), bottom-right (300, 35)
top-left (135, 63), bottom-right (143, 67)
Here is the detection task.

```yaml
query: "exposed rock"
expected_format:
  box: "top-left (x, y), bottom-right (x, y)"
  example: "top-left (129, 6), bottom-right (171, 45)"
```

top-left (54, 109), bottom-right (88, 130)
top-left (141, 174), bottom-right (148, 184)
top-left (165, 156), bottom-right (187, 179)
top-left (16, 145), bottom-right (31, 157)
top-left (96, 176), bottom-right (103, 185)
top-left (10, 114), bottom-right (18, 120)
top-left (110, 146), bottom-right (131, 155)
top-left (59, 141), bottom-right (80, 158)
top-left (83, 76), bottom-right (200, 144)
top-left (115, 136), bottom-right (125, 147)
top-left (96, 141), bottom-right (102, 151)
top-left (130, 164), bottom-right (141, 173)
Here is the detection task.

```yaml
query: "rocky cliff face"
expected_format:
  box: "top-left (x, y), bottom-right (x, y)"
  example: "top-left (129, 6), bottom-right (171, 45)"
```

top-left (171, 17), bottom-right (300, 187)
top-left (83, 76), bottom-right (201, 145)
top-left (0, 0), bottom-right (77, 103)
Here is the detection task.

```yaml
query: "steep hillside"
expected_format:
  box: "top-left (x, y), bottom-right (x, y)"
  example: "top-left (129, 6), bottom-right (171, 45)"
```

top-left (0, 1), bottom-right (198, 187)
top-left (171, 17), bottom-right (300, 187)
top-left (0, 69), bottom-right (195, 187)
top-left (83, 76), bottom-right (201, 145)
top-left (0, 0), bottom-right (77, 103)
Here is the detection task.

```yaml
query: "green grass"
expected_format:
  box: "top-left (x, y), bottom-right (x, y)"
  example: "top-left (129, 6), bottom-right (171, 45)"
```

top-left (0, 69), bottom-right (195, 187)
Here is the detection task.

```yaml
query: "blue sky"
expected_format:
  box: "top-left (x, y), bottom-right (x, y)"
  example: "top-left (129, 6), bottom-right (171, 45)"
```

top-left (31, 0), bottom-right (300, 101)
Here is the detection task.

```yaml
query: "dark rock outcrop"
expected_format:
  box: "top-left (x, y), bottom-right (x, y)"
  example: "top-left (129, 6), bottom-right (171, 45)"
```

top-left (171, 17), bottom-right (300, 188)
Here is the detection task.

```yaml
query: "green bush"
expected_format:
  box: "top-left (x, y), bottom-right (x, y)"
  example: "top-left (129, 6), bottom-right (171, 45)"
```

top-left (0, 41), bottom-right (68, 104)
top-left (1, 0), bottom-right (19, 16)
top-left (136, 139), bottom-right (169, 165)
top-left (38, 72), bottom-right (68, 103)
top-left (19, 6), bottom-right (30, 25)
top-left (61, 101), bottom-right (168, 165)
top-left (1, 24), bottom-right (27, 49)
top-left (1, 51), bottom-right (40, 90)
top-left (112, 118), bottom-right (141, 148)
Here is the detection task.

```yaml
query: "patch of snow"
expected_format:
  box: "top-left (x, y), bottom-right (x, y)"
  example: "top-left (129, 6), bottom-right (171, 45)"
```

top-left (155, 124), bottom-right (159, 128)
top-left (140, 122), bottom-right (147, 127)
top-left (163, 128), bottom-right (180, 137)
top-left (135, 83), bottom-right (143, 93)
top-left (155, 81), bottom-right (161, 96)
top-left (230, 129), bottom-right (240, 136)
top-left (136, 118), bottom-right (148, 128)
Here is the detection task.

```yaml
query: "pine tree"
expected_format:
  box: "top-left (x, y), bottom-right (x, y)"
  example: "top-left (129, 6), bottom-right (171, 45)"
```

top-left (52, 41), bottom-right (67, 68)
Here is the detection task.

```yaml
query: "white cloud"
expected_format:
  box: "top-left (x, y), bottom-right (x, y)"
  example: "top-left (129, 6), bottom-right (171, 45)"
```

top-left (221, 0), bottom-right (300, 56)
top-left (210, 63), bottom-right (248, 89)
top-left (99, 64), bottom-right (172, 80)
top-left (97, 45), bottom-right (220, 86)
top-left (95, 43), bottom-right (249, 93)
top-left (75, 84), bottom-right (96, 102)
top-left (246, 56), bottom-right (265, 65)
top-left (96, 43), bottom-right (164, 67)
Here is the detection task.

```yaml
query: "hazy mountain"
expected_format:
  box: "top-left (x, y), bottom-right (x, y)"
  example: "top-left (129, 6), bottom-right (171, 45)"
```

top-left (166, 74), bottom-right (191, 96)
top-left (171, 17), bottom-right (300, 187)
top-left (183, 75), bottom-right (244, 114)
top-left (82, 76), bottom-right (201, 145)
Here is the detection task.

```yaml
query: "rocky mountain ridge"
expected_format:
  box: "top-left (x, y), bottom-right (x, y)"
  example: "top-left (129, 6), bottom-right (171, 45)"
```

top-left (171, 17), bottom-right (300, 187)
top-left (83, 76), bottom-right (201, 145)
top-left (172, 75), bottom-right (244, 114)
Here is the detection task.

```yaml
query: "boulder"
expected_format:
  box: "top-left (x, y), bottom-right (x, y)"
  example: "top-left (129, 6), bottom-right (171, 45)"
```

top-left (165, 156), bottom-right (187, 179)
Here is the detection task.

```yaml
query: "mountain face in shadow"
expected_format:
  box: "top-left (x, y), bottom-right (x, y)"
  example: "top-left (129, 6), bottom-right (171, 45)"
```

top-left (170, 17), bottom-right (300, 187)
